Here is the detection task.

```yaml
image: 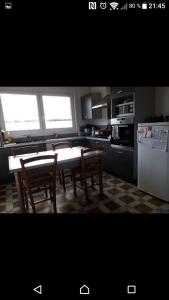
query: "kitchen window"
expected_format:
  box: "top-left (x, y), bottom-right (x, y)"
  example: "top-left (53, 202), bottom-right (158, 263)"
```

top-left (42, 95), bottom-right (73, 129)
top-left (0, 93), bottom-right (40, 131)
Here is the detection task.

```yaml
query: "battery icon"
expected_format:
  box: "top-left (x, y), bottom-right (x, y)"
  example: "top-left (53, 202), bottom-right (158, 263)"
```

top-left (142, 3), bottom-right (147, 9)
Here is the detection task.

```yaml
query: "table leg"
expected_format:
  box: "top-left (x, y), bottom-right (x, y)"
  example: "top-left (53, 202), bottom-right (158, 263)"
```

top-left (14, 172), bottom-right (26, 213)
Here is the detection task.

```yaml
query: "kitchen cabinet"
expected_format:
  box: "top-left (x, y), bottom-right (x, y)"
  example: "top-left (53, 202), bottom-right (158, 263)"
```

top-left (81, 94), bottom-right (92, 120)
top-left (81, 93), bottom-right (101, 120)
top-left (107, 97), bottom-right (112, 120)
top-left (0, 148), bottom-right (13, 182)
top-left (109, 147), bottom-right (134, 180)
top-left (71, 139), bottom-right (85, 147)
top-left (111, 87), bottom-right (135, 97)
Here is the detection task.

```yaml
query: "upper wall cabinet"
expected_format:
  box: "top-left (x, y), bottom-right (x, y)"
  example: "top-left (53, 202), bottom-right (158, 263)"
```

top-left (110, 87), bottom-right (135, 98)
top-left (81, 93), bottom-right (101, 120)
top-left (110, 86), bottom-right (135, 97)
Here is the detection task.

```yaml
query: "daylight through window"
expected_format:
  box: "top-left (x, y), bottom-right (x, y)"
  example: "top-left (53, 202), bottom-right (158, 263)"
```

top-left (0, 94), bottom-right (40, 131)
top-left (42, 95), bottom-right (73, 128)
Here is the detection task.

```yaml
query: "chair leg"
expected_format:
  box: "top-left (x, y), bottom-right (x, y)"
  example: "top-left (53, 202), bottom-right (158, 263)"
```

top-left (83, 178), bottom-right (89, 202)
top-left (59, 171), bottom-right (62, 184)
top-left (91, 174), bottom-right (94, 188)
top-left (99, 171), bottom-right (103, 200)
top-left (73, 175), bottom-right (77, 198)
top-left (52, 185), bottom-right (57, 213)
top-left (44, 186), bottom-right (48, 198)
top-left (80, 175), bottom-right (83, 188)
top-left (29, 192), bottom-right (36, 213)
top-left (70, 169), bottom-right (73, 181)
top-left (24, 193), bottom-right (29, 211)
top-left (61, 170), bottom-right (66, 192)
top-left (22, 188), bottom-right (28, 211)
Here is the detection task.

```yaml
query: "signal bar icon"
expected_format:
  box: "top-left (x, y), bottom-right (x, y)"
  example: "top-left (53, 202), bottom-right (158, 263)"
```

top-left (120, 3), bottom-right (128, 10)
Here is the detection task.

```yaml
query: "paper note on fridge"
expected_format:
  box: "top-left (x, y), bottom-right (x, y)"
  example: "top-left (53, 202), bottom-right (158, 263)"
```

top-left (146, 126), bottom-right (152, 138)
top-left (142, 127), bottom-right (148, 137)
top-left (152, 129), bottom-right (169, 139)
top-left (152, 139), bottom-right (168, 152)
top-left (151, 129), bottom-right (168, 151)
top-left (137, 126), bottom-right (152, 142)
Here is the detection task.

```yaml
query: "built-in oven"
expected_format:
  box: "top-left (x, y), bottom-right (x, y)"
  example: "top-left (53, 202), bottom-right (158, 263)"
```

top-left (111, 117), bottom-right (134, 149)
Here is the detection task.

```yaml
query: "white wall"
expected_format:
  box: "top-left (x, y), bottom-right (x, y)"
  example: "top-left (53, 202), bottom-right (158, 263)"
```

top-left (155, 87), bottom-right (169, 117)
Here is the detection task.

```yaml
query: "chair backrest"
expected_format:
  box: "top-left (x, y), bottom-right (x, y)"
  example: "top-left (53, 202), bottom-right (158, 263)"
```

top-left (80, 148), bottom-right (105, 174)
top-left (52, 142), bottom-right (72, 151)
top-left (11, 145), bottom-right (39, 157)
top-left (20, 154), bottom-right (58, 187)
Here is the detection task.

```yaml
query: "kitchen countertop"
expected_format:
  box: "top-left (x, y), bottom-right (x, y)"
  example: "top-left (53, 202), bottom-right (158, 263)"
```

top-left (85, 136), bottom-right (110, 142)
top-left (0, 136), bottom-right (110, 149)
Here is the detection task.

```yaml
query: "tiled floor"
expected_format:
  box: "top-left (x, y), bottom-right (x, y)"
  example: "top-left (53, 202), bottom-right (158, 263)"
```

top-left (0, 172), bottom-right (169, 213)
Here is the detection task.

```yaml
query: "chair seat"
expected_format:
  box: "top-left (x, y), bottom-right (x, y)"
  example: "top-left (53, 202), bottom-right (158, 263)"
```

top-left (59, 168), bottom-right (71, 176)
top-left (23, 173), bottom-right (53, 189)
top-left (73, 167), bottom-right (99, 178)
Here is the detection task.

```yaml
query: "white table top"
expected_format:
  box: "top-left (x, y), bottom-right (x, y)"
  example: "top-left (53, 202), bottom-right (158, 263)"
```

top-left (8, 146), bottom-right (102, 173)
top-left (8, 147), bottom-right (86, 173)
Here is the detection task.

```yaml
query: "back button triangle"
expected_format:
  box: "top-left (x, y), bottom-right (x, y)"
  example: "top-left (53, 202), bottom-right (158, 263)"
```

top-left (33, 285), bottom-right (42, 295)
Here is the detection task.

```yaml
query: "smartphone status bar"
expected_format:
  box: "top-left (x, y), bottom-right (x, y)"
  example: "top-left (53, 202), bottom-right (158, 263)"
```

top-left (88, 2), bottom-right (166, 11)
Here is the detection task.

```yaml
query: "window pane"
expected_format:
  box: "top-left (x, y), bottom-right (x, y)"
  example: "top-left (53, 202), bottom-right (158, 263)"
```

top-left (42, 96), bottom-right (73, 129)
top-left (1, 94), bottom-right (40, 131)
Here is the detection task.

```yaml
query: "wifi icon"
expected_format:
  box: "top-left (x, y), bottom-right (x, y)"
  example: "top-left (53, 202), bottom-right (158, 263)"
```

top-left (109, 2), bottom-right (119, 10)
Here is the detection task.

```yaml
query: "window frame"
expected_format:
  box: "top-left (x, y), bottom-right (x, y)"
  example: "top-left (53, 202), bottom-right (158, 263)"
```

top-left (0, 90), bottom-right (77, 137)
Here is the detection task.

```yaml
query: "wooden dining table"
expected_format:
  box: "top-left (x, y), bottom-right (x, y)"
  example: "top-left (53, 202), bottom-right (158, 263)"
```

top-left (8, 146), bottom-right (88, 212)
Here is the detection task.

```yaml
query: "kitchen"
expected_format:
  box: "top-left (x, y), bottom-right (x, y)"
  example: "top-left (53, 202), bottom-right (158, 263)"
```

top-left (0, 86), bottom-right (169, 213)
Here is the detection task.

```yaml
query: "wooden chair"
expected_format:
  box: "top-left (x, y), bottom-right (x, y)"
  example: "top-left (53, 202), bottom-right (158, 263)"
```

top-left (72, 148), bottom-right (105, 202)
top-left (52, 142), bottom-right (72, 192)
top-left (12, 145), bottom-right (49, 199)
top-left (11, 145), bottom-right (39, 156)
top-left (20, 154), bottom-right (58, 213)
top-left (52, 141), bottom-right (72, 150)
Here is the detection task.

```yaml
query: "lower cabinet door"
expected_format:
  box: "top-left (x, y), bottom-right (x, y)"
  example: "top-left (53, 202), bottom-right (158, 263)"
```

top-left (110, 148), bottom-right (134, 180)
top-left (71, 139), bottom-right (85, 147)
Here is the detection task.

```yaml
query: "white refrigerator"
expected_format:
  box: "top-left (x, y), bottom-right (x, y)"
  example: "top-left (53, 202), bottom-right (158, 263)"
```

top-left (137, 122), bottom-right (169, 202)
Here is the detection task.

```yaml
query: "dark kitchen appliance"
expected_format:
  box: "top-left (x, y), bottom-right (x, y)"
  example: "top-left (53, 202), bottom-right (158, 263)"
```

top-left (111, 117), bottom-right (134, 148)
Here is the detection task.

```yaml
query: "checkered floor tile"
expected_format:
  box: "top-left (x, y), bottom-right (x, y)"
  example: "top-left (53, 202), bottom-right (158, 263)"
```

top-left (0, 173), bottom-right (169, 213)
